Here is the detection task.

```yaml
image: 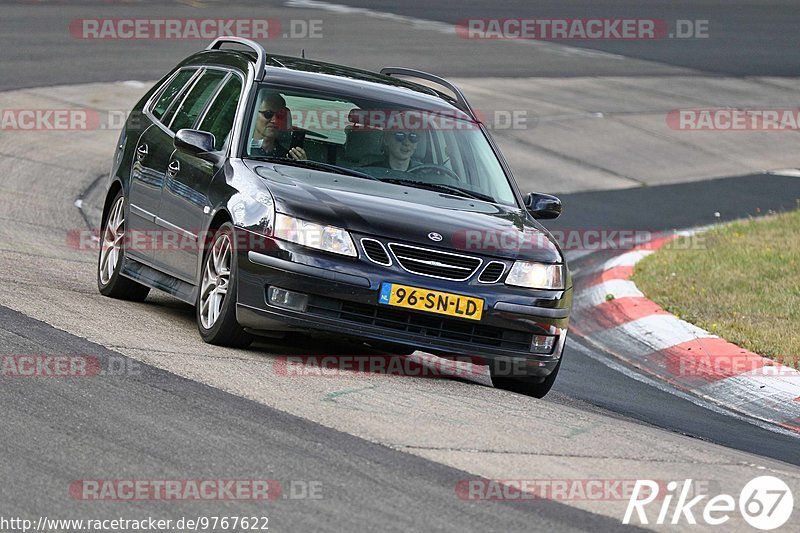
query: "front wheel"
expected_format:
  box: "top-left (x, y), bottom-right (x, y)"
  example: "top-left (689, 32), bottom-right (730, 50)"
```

top-left (491, 358), bottom-right (562, 398)
top-left (97, 191), bottom-right (150, 301)
top-left (196, 222), bottom-right (253, 348)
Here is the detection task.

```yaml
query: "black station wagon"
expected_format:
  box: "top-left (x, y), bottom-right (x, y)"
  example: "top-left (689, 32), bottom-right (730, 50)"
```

top-left (97, 37), bottom-right (572, 397)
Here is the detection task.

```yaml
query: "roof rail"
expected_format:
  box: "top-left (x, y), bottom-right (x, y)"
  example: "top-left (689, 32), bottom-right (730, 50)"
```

top-left (206, 37), bottom-right (266, 81)
top-left (380, 67), bottom-right (478, 121)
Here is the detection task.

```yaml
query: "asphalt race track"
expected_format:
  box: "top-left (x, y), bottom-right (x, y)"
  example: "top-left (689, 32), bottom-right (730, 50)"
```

top-left (1, 1), bottom-right (800, 531)
top-left (1, 304), bottom-right (634, 532)
top-left (325, 0), bottom-right (800, 76)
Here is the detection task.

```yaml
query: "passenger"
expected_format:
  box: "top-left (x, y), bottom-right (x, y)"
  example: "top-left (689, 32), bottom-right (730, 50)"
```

top-left (250, 92), bottom-right (306, 160)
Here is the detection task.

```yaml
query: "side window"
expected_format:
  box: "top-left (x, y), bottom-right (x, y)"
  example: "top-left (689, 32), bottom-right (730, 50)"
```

top-left (168, 69), bottom-right (227, 133)
top-left (151, 69), bottom-right (195, 120)
top-left (198, 76), bottom-right (243, 151)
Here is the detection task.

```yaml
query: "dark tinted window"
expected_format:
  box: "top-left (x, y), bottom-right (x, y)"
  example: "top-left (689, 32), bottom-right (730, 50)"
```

top-left (168, 69), bottom-right (227, 132)
top-left (151, 69), bottom-right (195, 120)
top-left (198, 76), bottom-right (242, 151)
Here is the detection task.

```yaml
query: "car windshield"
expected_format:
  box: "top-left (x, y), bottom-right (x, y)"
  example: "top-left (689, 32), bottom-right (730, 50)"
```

top-left (243, 85), bottom-right (518, 206)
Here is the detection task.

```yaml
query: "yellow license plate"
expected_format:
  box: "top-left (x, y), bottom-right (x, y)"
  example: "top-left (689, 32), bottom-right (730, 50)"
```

top-left (378, 282), bottom-right (484, 321)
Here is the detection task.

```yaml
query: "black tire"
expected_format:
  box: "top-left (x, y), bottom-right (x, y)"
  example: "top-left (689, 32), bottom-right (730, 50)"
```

top-left (491, 358), bottom-right (562, 399)
top-left (196, 222), bottom-right (253, 348)
top-left (97, 191), bottom-right (150, 302)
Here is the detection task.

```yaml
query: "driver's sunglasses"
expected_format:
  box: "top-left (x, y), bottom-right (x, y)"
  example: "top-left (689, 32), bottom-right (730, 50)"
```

top-left (259, 108), bottom-right (287, 120)
top-left (393, 132), bottom-right (419, 143)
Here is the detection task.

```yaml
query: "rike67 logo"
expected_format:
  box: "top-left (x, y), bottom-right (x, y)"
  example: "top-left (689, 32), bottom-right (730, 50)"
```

top-left (624, 476), bottom-right (793, 529)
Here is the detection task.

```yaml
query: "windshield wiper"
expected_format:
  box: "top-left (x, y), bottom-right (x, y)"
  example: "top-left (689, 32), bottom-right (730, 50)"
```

top-left (248, 157), bottom-right (493, 200)
top-left (381, 178), bottom-right (495, 202)
top-left (299, 160), bottom-right (380, 180)
top-left (249, 156), bottom-right (379, 181)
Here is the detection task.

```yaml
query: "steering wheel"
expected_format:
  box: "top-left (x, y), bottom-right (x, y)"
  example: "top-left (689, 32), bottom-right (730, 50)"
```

top-left (409, 164), bottom-right (461, 181)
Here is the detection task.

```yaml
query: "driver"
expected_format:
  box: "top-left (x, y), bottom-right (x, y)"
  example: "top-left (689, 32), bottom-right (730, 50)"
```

top-left (370, 129), bottom-right (422, 171)
top-left (250, 92), bottom-right (306, 160)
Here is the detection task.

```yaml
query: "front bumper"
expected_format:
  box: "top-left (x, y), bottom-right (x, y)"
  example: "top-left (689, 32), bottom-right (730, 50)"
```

top-left (235, 229), bottom-right (572, 377)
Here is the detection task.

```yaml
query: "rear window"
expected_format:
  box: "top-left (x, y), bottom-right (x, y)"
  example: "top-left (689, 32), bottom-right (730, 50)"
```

top-left (168, 69), bottom-right (227, 132)
top-left (198, 76), bottom-right (243, 151)
top-left (151, 69), bottom-right (195, 120)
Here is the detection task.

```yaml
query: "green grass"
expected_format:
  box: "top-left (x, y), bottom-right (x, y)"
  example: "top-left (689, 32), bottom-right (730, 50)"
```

top-left (632, 209), bottom-right (800, 362)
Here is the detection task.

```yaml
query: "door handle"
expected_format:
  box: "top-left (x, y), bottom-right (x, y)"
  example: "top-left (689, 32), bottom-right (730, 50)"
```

top-left (167, 160), bottom-right (180, 175)
top-left (136, 144), bottom-right (148, 160)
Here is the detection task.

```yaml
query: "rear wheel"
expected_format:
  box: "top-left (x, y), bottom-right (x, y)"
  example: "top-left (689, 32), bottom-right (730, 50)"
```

top-left (196, 222), bottom-right (253, 348)
top-left (491, 358), bottom-right (562, 399)
top-left (97, 192), bottom-right (150, 301)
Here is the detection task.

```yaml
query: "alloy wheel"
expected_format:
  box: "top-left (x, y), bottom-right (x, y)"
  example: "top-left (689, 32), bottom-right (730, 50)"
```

top-left (200, 231), bottom-right (232, 329)
top-left (99, 196), bottom-right (125, 285)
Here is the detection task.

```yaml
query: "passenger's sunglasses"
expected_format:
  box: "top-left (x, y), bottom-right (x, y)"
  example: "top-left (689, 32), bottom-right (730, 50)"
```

top-left (393, 132), bottom-right (419, 143)
top-left (259, 108), bottom-right (287, 120)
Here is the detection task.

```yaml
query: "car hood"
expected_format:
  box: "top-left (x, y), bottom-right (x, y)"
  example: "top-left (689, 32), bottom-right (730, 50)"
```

top-left (248, 162), bottom-right (563, 263)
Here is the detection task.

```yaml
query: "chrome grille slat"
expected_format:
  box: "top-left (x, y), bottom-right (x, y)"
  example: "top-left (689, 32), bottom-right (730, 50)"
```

top-left (388, 243), bottom-right (482, 281)
top-left (361, 238), bottom-right (391, 266)
top-left (478, 261), bottom-right (506, 283)
top-left (394, 256), bottom-right (472, 271)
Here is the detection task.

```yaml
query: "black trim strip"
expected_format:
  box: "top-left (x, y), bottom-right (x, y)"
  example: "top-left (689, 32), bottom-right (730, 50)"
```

top-left (247, 251), bottom-right (370, 288)
top-left (493, 301), bottom-right (570, 319)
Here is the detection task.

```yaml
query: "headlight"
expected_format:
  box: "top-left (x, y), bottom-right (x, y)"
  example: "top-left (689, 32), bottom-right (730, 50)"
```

top-left (273, 213), bottom-right (357, 257)
top-left (505, 261), bottom-right (564, 289)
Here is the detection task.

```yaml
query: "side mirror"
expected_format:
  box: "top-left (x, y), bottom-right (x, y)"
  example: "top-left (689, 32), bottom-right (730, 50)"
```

top-left (174, 128), bottom-right (215, 157)
top-left (525, 192), bottom-right (562, 219)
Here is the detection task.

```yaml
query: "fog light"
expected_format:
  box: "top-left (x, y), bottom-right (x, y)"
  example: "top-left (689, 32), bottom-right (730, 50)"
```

top-left (267, 286), bottom-right (308, 311)
top-left (530, 335), bottom-right (556, 354)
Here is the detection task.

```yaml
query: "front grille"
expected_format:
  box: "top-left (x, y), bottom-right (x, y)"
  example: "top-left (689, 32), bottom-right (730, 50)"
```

top-left (388, 243), bottom-right (481, 281)
top-left (306, 296), bottom-right (533, 352)
top-left (361, 238), bottom-right (391, 266)
top-left (478, 261), bottom-right (506, 283)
